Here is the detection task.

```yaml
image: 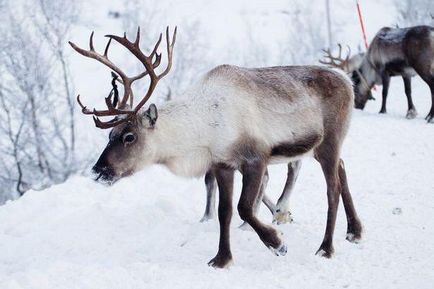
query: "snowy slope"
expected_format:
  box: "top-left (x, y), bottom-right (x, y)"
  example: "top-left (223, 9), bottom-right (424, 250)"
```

top-left (1, 78), bottom-right (433, 289)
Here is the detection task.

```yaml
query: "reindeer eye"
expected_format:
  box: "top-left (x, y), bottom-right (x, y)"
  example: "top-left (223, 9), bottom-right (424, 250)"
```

top-left (122, 132), bottom-right (136, 144)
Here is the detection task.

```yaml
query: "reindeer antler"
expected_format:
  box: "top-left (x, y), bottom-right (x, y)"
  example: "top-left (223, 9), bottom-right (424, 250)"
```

top-left (319, 43), bottom-right (352, 73)
top-left (69, 26), bottom-right (177, 129)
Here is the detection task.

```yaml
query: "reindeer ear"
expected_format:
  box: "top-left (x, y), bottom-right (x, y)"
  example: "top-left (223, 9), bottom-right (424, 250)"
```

top-left (140, 103), bottom-right (158, 128)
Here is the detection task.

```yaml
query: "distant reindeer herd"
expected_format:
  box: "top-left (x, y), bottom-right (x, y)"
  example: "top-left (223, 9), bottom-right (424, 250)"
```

top-left (69, 23), bottom-right (433, 268)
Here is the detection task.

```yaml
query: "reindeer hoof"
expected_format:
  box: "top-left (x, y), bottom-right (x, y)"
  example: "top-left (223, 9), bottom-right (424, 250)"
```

top-left (346, 233), bottom-right (362, 243)
top-left (315, 244), bottom-right (334, 258)
top-left (208, 253), bottom-right (233, 268)
top-left (200, 214), bottom-right (215, 222)
top-left (405, 108), bottom-right (417, 119)
top-left (269, 242), bottom-right (287, 256)
top-left (272, 210), bottom-right (293, 225)
top-left (346, 221), bottom-right (363, 243)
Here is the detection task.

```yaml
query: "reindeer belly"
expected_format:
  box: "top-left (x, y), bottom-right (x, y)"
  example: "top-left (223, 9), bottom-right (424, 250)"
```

top-left (385, 59), bottom-right (416, 77)
top-left (269, 132), bottom-right (322, 163)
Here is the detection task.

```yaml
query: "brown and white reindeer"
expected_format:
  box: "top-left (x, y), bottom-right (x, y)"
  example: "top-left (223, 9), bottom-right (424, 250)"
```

top-left (346, 26), bottom-right (434, 122)
top-left (69, 27), bottom-right (362, 268)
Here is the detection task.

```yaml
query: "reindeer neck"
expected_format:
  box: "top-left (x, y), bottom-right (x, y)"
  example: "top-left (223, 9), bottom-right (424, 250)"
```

top-left (148, 98), bottom-right (213, 170)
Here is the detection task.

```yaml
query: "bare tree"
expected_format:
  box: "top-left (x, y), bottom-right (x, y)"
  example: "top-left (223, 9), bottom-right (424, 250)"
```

top-left (31, 0), bottom-right (80, 171)
top-left (0, 0), bottom-right (81, 203)
top-left (0, 86), bottom-right (28, 198)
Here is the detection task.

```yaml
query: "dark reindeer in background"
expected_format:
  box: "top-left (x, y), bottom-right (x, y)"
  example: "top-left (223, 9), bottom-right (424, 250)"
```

top-left (70, 27), bottom-right (362, 268)
top-left (324, 26), bottom-right (434, 122)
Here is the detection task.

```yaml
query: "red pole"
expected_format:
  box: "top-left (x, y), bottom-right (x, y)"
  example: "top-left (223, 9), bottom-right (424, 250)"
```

top-left (356, 0), bottom-right (369, 49)
top-left (356, 0), bottom-right (376, 90)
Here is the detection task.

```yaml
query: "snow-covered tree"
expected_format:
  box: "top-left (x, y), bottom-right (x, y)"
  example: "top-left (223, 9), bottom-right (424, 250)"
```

top-left (0, 0), bottom-right (81, 203)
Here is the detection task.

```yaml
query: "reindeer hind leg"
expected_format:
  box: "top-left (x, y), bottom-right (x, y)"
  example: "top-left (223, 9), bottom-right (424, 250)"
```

top-left (200, 170), bottom-right (217, 222)
top-left (425, 80), bottom-right (434, 123)
top-left (273, 160), bottom-right (301, 225)
top-left (208, 166), bottom-right (235, 268)
top-left (314, 143), bottom-right (341, 258)
top-left (338, 159), bottom-right (363, 243)
top-left (403, 76), bottom-right (417, 119)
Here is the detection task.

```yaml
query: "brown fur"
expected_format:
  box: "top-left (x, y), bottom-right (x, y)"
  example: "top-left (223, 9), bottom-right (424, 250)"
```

top-left (271, 133), bottom-right (323, 158)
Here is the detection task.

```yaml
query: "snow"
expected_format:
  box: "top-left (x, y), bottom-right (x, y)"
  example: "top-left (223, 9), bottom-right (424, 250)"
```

top-left (1, 77), bottom-right (434, 288)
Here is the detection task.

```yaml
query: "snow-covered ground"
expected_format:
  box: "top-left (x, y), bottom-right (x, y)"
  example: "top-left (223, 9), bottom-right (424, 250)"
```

top-left (1, 77), bottom-right (433, 289)
top-left (2, 0), bottom-right (434, 288)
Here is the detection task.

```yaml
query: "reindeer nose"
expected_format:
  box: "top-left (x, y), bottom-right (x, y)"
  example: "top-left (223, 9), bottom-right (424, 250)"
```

top-left (92, 164), bottom-right (116, 183)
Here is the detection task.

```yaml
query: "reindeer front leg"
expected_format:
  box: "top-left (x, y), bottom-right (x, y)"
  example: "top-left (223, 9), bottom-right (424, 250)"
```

top-left (238, 160), bottom-right (287, 256)
top-left (239, 169), bottom-right (269, 230)
top-left (208, 165), bottom-right (234, 268)
top-left (379, 72), bottom-right (391, 114)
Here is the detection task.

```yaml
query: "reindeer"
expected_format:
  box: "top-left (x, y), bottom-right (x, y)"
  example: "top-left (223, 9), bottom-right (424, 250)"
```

top-left (201, 161), bottom-right (301, 226)
top-left (69, 27), bottom-right (362, 268)
top-left (349, 26), bottom-right (434, 122)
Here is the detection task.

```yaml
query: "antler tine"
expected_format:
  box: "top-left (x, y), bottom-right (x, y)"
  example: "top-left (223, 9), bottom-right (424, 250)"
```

top-left (337, 43), bottom-right (343, 59)
top-left (89, 31), bottom-right (95, 51)
top-left (150, 33), bottom-right (163, 61)
top-left (345, 45), bottom-right (352, 61)
top-left (158, 26), bottom-right (177, 79)
top-left (77, 95), bottom-right (93, 114)
top-left (134, 27), bottom-right (141, 47)
top-left (103, 37), bottom-right (112, 57)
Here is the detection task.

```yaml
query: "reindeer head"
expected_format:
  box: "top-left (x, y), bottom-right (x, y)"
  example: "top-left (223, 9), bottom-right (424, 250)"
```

top-left (351, 66), bottom-right (376, 110)
top-left (70, 27), bottom-right (177, 183)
